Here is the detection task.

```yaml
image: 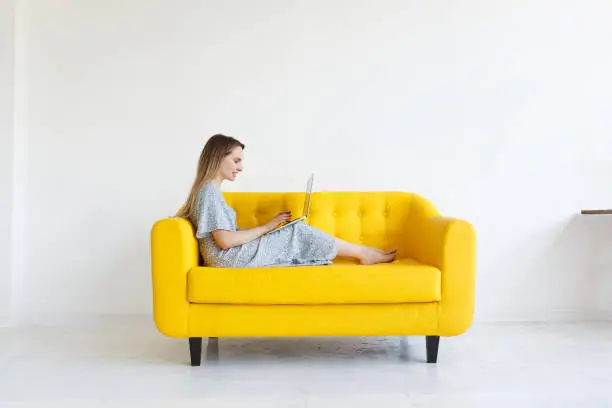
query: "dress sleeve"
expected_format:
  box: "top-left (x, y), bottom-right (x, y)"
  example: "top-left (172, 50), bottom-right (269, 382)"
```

top-left (194, 184), bottom-right (234, 238)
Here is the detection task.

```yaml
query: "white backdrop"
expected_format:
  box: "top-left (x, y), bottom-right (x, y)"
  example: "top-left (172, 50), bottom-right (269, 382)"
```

top-left (3, 0), bottom-right (612, 324)
top-left (0, 0), bottom-right (14, 324)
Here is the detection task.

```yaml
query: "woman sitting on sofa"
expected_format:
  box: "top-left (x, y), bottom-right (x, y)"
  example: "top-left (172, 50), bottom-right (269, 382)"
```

top-left (176, 134), bottom-right (397, 268)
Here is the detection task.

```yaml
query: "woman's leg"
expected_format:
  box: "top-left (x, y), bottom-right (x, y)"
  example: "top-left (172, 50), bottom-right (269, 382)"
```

top-left (334, 237), bottom-right (396, 265)
top-left (288, 223), bottom-right (395, 265)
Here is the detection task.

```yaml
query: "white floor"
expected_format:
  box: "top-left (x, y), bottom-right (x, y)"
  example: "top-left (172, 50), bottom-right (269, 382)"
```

top-left (0, 320), bottom-right (611, 407)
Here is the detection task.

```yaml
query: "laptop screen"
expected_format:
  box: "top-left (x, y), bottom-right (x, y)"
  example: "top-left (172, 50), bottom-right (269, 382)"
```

top-left (302, 174), bottom-right (314, 217)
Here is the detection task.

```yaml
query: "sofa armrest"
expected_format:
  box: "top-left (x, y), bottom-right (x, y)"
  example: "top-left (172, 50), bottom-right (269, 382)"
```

top-left (407, 215), bottom-right (477, 336)
top-left (150, 217), bottom-right (199, 338)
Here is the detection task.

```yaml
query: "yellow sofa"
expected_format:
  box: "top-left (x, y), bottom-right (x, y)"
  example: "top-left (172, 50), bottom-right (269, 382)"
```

top-left (151, 191), bottom-right (476, 366)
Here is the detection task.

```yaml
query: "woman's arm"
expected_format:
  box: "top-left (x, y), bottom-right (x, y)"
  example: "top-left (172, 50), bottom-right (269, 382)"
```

top-left (212, 211), bottom-right (291, 250)
top-left (212, 227), bottom-right (268, 249)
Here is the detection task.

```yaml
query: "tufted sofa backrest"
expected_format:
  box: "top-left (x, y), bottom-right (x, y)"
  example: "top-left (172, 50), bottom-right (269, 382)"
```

top-left (224, 192), bottom-right (439, 253)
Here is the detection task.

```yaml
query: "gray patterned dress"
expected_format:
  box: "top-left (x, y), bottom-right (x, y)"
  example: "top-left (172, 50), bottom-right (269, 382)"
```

top-left (191, 182), bottom-right (338, 268)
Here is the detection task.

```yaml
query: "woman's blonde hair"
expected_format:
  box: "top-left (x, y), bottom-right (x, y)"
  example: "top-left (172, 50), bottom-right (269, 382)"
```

top-left (176, 134), bottom-right (245, 219)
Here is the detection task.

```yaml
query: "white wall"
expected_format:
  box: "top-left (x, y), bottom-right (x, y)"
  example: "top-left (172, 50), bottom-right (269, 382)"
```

top-left (0, 0), bottom-right (14, 325)
top-left (585, 216), bottom-right (612, 320)
top-left (10, 0), bottom-right (612, 323)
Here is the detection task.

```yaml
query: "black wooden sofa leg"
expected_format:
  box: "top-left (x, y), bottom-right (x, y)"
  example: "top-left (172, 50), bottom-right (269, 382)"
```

top-left (189, 337), bottom-right (202, 366)
top-left (426, 336), bottom-right (440, 363)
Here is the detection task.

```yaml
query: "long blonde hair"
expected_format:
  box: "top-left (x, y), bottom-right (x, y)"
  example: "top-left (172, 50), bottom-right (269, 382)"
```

top-left (176, 134), bottom-right (245, 219)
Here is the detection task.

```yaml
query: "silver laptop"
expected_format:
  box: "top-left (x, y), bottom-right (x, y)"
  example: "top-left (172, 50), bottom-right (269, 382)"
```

top-left (265, 174), bottom-right (314, 235)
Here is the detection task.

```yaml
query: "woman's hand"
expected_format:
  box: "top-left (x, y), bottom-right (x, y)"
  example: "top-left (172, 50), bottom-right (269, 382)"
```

top-left (264, 211), bottom-right (292, 233)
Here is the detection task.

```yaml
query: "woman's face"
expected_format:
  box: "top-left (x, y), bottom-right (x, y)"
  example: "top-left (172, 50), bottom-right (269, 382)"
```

top-left (219, 146), bottom-right (243, 181)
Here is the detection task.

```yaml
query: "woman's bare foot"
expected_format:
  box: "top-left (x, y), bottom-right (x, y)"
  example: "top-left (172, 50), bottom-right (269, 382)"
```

top-left (359, 248), bottom-right (396, 265)
top-left (333, 238), bottom-right (397, 265)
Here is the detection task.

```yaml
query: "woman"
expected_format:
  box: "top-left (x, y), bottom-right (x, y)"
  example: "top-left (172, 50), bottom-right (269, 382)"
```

top-left (177, 134), bottom-right (397, 268)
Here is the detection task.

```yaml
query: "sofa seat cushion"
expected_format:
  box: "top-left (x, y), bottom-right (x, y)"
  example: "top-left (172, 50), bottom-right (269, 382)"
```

top-left (187, 258), bottom-right (441, 305)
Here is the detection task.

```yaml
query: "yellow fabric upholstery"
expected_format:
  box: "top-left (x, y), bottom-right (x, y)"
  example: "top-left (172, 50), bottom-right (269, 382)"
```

top-left (225, 192), bottom-right (414, 252)
top-left (188, 258), bottom-right (441, 305)
top-left (150, 192), bottom-right (476, 339)
top-left (188, 303), bottom-right (440, 337)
